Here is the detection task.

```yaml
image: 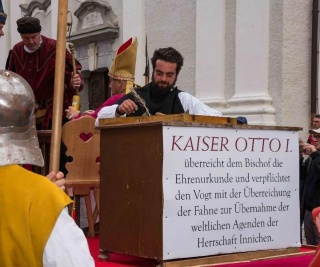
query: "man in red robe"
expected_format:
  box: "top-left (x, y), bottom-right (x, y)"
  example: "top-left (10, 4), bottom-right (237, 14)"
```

top-left (6, 16), bottom-right (83, 130)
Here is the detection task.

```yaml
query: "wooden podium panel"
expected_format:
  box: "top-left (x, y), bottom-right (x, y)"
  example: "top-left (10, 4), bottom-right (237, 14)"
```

top-left (98, 113), bottom-right (237, 128)
top-left (100, 123), bottom-right (164, 259)
top-left (99, 115), bottom-right (237, 260)
top-left (99, 115), bottom-right (302, 263)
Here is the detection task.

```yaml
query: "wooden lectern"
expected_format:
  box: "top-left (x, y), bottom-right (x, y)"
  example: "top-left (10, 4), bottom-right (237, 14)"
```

top-left (97, 115), bottom-right (302, 267)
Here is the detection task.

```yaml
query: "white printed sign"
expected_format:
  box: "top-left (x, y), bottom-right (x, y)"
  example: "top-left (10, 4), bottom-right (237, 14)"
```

top-left (162, 126), bottom-right (300, 260)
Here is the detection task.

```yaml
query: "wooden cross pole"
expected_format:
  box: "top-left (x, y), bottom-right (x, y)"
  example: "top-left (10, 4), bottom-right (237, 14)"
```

top-left (49, 0), bottom-right (68, 173)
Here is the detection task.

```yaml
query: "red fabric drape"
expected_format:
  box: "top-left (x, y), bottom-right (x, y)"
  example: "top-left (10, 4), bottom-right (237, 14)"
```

top-left (87, 237), bottom-right (314, 267)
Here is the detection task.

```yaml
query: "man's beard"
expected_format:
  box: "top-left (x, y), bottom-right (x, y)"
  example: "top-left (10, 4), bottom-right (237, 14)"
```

top-left (151, 75), bottom-right (177, 97)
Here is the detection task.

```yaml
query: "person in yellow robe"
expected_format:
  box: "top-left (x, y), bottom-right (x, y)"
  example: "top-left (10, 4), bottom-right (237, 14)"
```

top-left (0, 70), bottom-right (94, 267)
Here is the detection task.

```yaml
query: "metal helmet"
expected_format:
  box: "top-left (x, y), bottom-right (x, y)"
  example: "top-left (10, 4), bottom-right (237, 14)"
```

top-left (0, 70), bottom-right (44, 167)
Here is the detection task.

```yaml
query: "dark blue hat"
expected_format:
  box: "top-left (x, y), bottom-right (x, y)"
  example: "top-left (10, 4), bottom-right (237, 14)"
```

top-left (237, 116), bottom-right (248, 125)
top-left (0, 0), bottom-right (7, 25)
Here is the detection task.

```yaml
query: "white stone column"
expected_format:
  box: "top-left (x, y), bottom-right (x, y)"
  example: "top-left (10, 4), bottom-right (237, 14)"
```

top-left (195, 0), bottom-right (226, 109)
top-left (51, 0), bottom-right (58, 39)
top-left (225, 0), bottom-right (276, 125)
top-left (0, 0), bottom-right (22, 68)
top-left (0, 0), bottom-right (9, 68)
top-left (123, 0), bottom-right (146, 87)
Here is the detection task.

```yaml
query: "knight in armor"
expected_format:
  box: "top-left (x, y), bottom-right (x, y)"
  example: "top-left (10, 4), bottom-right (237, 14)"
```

top-left (95, 46), bottom-right (222, 123)
top-left (0, 70), bottom-right (94, 266)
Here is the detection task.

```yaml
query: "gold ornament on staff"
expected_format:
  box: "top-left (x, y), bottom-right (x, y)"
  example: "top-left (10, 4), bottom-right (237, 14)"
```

top-left (68, 43), bottom-right (77, 81)
top-left (67, 11), bottom-right (80, 111)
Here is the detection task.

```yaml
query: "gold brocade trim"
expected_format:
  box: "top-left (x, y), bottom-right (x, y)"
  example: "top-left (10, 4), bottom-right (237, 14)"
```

top-left (108, 72), bottom-right (135, 82)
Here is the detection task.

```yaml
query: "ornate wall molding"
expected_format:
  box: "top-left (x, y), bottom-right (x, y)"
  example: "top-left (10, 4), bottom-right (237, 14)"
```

top-left (20, 0), bottom-right (50, 16)
top-left (70, 0), bottom-right (119, 46)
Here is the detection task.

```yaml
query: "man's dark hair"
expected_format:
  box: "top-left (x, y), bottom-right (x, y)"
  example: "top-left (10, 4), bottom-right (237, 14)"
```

top-left (151, 47), bottom-right (184, 75)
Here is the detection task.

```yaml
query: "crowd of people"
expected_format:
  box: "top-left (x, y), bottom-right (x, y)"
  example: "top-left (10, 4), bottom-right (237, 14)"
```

top-left (300, 115), bottom-right (320, 246)
top-left (0, 3), bottom-right (225, 264)
top-left (3, 1), bottom-right (320, 266)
